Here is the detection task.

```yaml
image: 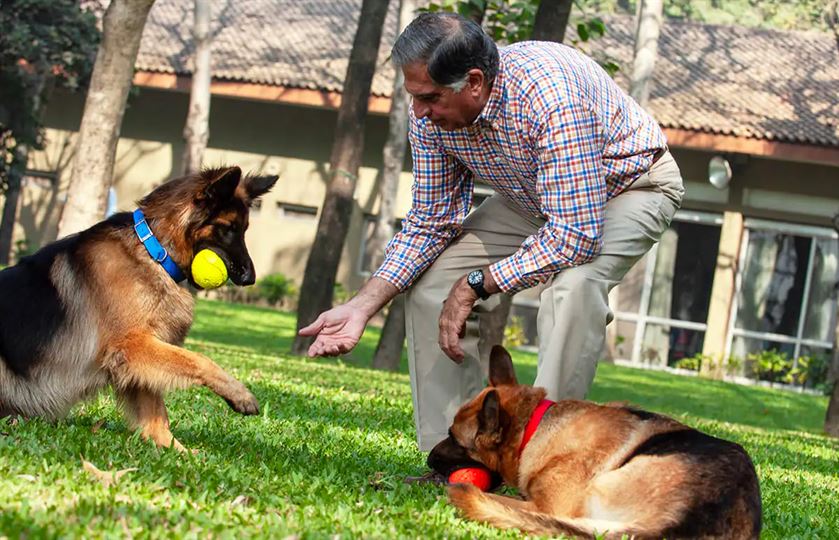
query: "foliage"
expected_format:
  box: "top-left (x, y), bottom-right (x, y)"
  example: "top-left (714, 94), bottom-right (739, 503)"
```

top-left (745, 349), bottom-right (830, 392)
top-left (785, 354), bottom-right (830, 391)
top-left (502, 314), bottom-right (526, 348)
top-left (255, 272), bottom-right (297, 307)
top-left (578, 0), bottom-right (832, 32)
top-left (12, 237), bottom-right (32, 262)
top-left (333, 282), bottom-right (352, 305)
top-left (0, 0), bottom-right (99, 189)
top-left (422, 0), bottom-right (617, 75)
top-left (0, 299), bottom-right (836, 537)
top-left (674, 354), bottom-right (702, 371)
top-left (749, 349), bottom-right (792, 385)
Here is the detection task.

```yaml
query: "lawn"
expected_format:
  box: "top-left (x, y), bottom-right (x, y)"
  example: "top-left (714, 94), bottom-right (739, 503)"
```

top-left (1, 299), bottom-right (837, 538)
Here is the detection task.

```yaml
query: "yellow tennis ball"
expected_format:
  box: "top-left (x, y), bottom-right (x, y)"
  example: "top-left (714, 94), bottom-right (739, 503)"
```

top-left (191, 249), bottom-right (228, 289)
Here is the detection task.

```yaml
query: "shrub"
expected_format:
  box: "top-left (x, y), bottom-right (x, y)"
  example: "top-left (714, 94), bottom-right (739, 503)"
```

top-left (503, 315), bottom-right (526, 349)
top-left (748, 349), bottom-right (792, 385)
top-left (674, 355), bottom-right (702, 371)
top-left (333, 282), bottom-right (352, 305)
top-left (785, 355), bottom-right (830, 389)
top-left (725, 355), bottom-right (743, 377)
top-left (256, 273), bottom-right (297, 307)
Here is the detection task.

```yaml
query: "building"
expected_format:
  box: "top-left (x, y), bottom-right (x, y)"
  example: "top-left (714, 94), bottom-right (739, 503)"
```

top-left (9, 0), bottom-right (839, 381)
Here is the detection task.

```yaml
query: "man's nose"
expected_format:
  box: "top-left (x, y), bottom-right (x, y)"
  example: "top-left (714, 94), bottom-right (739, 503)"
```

top-left (413, 100), bottom-right (430, 119)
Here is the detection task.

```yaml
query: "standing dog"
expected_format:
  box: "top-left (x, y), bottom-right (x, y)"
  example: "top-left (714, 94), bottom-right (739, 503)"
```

top-left (433, 346), bottom-right (761, 539)
top-left (0, 166), bottom-right (276, 451)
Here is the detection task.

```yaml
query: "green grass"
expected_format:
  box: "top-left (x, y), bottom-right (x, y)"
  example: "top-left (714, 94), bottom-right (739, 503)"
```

top-left (1, 299), bottom-right (837, 538)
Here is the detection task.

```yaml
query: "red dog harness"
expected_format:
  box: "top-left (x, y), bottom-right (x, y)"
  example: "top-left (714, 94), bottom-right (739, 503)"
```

top-left (518, 399), bottom-right (556, 457)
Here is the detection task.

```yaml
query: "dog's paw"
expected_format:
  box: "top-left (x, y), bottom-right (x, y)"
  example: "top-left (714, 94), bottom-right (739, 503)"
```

top-left (447, 481), bottom-right (481, 502)
top-left (224, 386), bottom-right (260, 415)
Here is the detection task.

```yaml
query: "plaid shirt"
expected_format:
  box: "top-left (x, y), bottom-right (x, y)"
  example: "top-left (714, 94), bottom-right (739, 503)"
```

top-left (374, 41), bottom-right (667, 293)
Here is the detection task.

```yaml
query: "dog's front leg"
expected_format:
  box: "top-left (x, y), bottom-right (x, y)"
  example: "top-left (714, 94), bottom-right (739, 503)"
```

top-left (108, 333), bottom-right (259, 415)
top-left (118, 385), bottom-right (187, 452)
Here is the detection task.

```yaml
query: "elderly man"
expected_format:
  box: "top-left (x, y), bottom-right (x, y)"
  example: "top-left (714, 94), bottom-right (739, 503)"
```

top-left (299, 12), bottom-right (684, 477)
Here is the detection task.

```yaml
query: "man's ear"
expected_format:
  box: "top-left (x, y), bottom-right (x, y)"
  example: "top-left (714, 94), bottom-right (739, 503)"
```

top-left (202, 167), bottom-right (242, 203)
top-left (241, 174), bottom-right (279, 203)
top-left (489, 345), bottom-right (517, 386)
top-left (466, 68), bottom-right (485, 98)
top-left (478, 390), bottom-right (509, 443)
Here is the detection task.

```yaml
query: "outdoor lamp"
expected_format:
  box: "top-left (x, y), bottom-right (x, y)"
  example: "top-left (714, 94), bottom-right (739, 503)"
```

top-left (708, 155), bottom-right (733, 190)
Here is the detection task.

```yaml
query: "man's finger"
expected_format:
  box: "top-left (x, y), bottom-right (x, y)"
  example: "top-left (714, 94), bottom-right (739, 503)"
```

top-left (298, 314), bottom-right (326, 336)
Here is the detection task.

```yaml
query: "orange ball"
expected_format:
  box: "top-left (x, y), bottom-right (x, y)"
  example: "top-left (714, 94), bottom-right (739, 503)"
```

top-left (448, 467), bottom-right (492, 491)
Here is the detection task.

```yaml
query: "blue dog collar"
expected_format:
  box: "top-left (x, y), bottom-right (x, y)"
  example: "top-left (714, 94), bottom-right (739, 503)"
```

top-left (132, 209), bottom-right (186, 283)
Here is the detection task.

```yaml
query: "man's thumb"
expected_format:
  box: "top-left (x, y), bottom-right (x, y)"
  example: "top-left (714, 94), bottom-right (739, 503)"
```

top-left (298, 314), bottom-right (325, 336)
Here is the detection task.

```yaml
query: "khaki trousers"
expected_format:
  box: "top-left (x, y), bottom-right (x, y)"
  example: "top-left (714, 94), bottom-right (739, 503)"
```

top-left (405, 152), bottom-right (685, 451)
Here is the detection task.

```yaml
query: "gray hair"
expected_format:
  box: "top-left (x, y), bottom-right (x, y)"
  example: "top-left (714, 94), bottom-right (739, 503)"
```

top-left (392, 12), bottom-right (499, 91)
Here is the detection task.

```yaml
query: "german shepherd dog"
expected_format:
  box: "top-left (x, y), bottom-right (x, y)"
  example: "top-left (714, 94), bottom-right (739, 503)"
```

top-left (0, 166), bottom-right (276, 451)
top-left (431, 346), bottom-right (761, 539)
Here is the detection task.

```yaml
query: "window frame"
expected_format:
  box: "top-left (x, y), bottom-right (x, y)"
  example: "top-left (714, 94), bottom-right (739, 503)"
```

top-left (724, 218), bottom-right (838, 362)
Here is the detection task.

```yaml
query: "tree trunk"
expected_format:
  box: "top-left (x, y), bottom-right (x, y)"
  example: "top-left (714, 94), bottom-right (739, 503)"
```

top-left (531, 0), bottom-right (574, 42)
top-left (0, 145), bottom-right (28, 265)
top-left (826, 360), bottom-right (839, 437)
top-left (180, 0), bottom-right (212, 175)
top-left (368, 0), bottom-right (415, 371)
top-left (57, 0), bottom-right (156, 238)
top-left (292, 0), bottom-right (391, 355)
top-left (372, 294), bottom-right (407, 371)
top-left (629, 0), bottom-right (664, 108)
top-left (825, 215), bottom-right (839, 438)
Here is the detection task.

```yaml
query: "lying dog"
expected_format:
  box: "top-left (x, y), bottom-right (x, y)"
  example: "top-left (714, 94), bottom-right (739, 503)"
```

top-left (432, 345), bottom-right (761, 539)
top-left (0, 166), bottom-right (276, 451)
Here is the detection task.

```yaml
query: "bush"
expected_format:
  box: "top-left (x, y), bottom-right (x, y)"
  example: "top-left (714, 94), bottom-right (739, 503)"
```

top-left (674, 355), bottom-right (702, 371)
top-left (333, 282), bottom-right (352, 305)
top-left (748, 349), bottom-right (792, 385)
top-left (503, 315), bottom-right (526, 349)
top-left (785, 354), bottom-right (830, 390)
top-left (256, 273), bottom-right (297, 307)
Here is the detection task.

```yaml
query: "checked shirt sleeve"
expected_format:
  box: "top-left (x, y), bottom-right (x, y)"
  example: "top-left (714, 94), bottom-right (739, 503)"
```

top-left (489, 103), bottom-right (607, 293)
top-left (372, 112), bottom-right (473, 291)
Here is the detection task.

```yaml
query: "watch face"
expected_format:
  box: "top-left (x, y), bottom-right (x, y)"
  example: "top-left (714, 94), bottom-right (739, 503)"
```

top-left (467, 270), bottom-right (483, 286)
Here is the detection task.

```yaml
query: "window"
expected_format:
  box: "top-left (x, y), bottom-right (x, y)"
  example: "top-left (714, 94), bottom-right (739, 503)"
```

top-left (727, 219), bottom-right (837, 369)
top-left (276, 202), bottom-right (317, 220)
top-left (612, 210), bottom-right (723, 366)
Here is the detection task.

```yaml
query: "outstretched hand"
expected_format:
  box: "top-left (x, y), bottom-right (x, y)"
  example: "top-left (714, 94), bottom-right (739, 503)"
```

top-left (298, 303), bottom-right (368, 357)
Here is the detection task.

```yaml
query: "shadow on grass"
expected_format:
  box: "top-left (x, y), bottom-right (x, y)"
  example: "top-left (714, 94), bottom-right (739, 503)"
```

top-left (189, 300), bottom-right (828, 435)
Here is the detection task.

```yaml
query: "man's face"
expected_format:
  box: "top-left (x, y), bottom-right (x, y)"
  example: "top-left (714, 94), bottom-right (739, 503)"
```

top-left (403, 62), bottom-right (487, 131)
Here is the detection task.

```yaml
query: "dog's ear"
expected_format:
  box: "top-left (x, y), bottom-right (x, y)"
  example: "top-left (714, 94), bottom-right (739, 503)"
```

top-left (478, 390), bottom-right (509, 444)
top-left (201, 167), bottom-right (242, 203)
top-left (489, 345), bottom-right (517, 386)
top-left (241, 174), bottom-right (278, 203)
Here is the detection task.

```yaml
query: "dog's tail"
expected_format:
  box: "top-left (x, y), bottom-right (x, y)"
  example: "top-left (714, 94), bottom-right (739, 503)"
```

top-left (448, 483), bottom-right (652, 539)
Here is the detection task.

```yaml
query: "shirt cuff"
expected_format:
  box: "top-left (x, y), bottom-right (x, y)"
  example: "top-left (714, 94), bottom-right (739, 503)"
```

top-left (372, 258), bottom-right (416, 292)
top-left (488, 258), bottom-right (540, 294)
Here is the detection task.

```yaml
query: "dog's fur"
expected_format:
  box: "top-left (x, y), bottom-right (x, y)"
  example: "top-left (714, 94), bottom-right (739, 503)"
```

top-left (433, 346), bottom-right (761, 539)
top-left (0, 166), bottom-right (276, 451)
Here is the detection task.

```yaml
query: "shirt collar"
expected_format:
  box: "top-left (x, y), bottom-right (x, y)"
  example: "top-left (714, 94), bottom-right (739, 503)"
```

top-left (476, 56), bottom-right (505, 128)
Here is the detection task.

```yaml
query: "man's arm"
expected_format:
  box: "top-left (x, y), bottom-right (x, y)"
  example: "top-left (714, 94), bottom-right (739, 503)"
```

top-left (298, 277), bottom-right (398, 357)
top-left (487, 103), bottom-right (607, 293)
top-left (373, 109), bottom-right (474, 291)
top-left (437, 103), bottom-right (606, 362)
top-left (299, 109), bottom-right (472, 357)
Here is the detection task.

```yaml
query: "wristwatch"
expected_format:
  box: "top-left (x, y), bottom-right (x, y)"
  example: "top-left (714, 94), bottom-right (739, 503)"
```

top-left (466, 269), bottom-right (490, 300)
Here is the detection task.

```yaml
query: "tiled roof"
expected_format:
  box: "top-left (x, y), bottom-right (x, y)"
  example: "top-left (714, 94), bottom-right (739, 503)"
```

top-left (89, 0), bottom-right (839, 147)
top-left (594, 16), bottom-right (839, 147)
top-left (134, 0), bottom-right (401, 97)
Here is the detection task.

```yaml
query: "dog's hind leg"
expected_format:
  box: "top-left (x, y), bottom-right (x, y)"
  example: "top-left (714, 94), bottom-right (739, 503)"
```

top-left (118, 385), bottom-right (186, 452)
top-left (107, 333), bottom-right (259, 415)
